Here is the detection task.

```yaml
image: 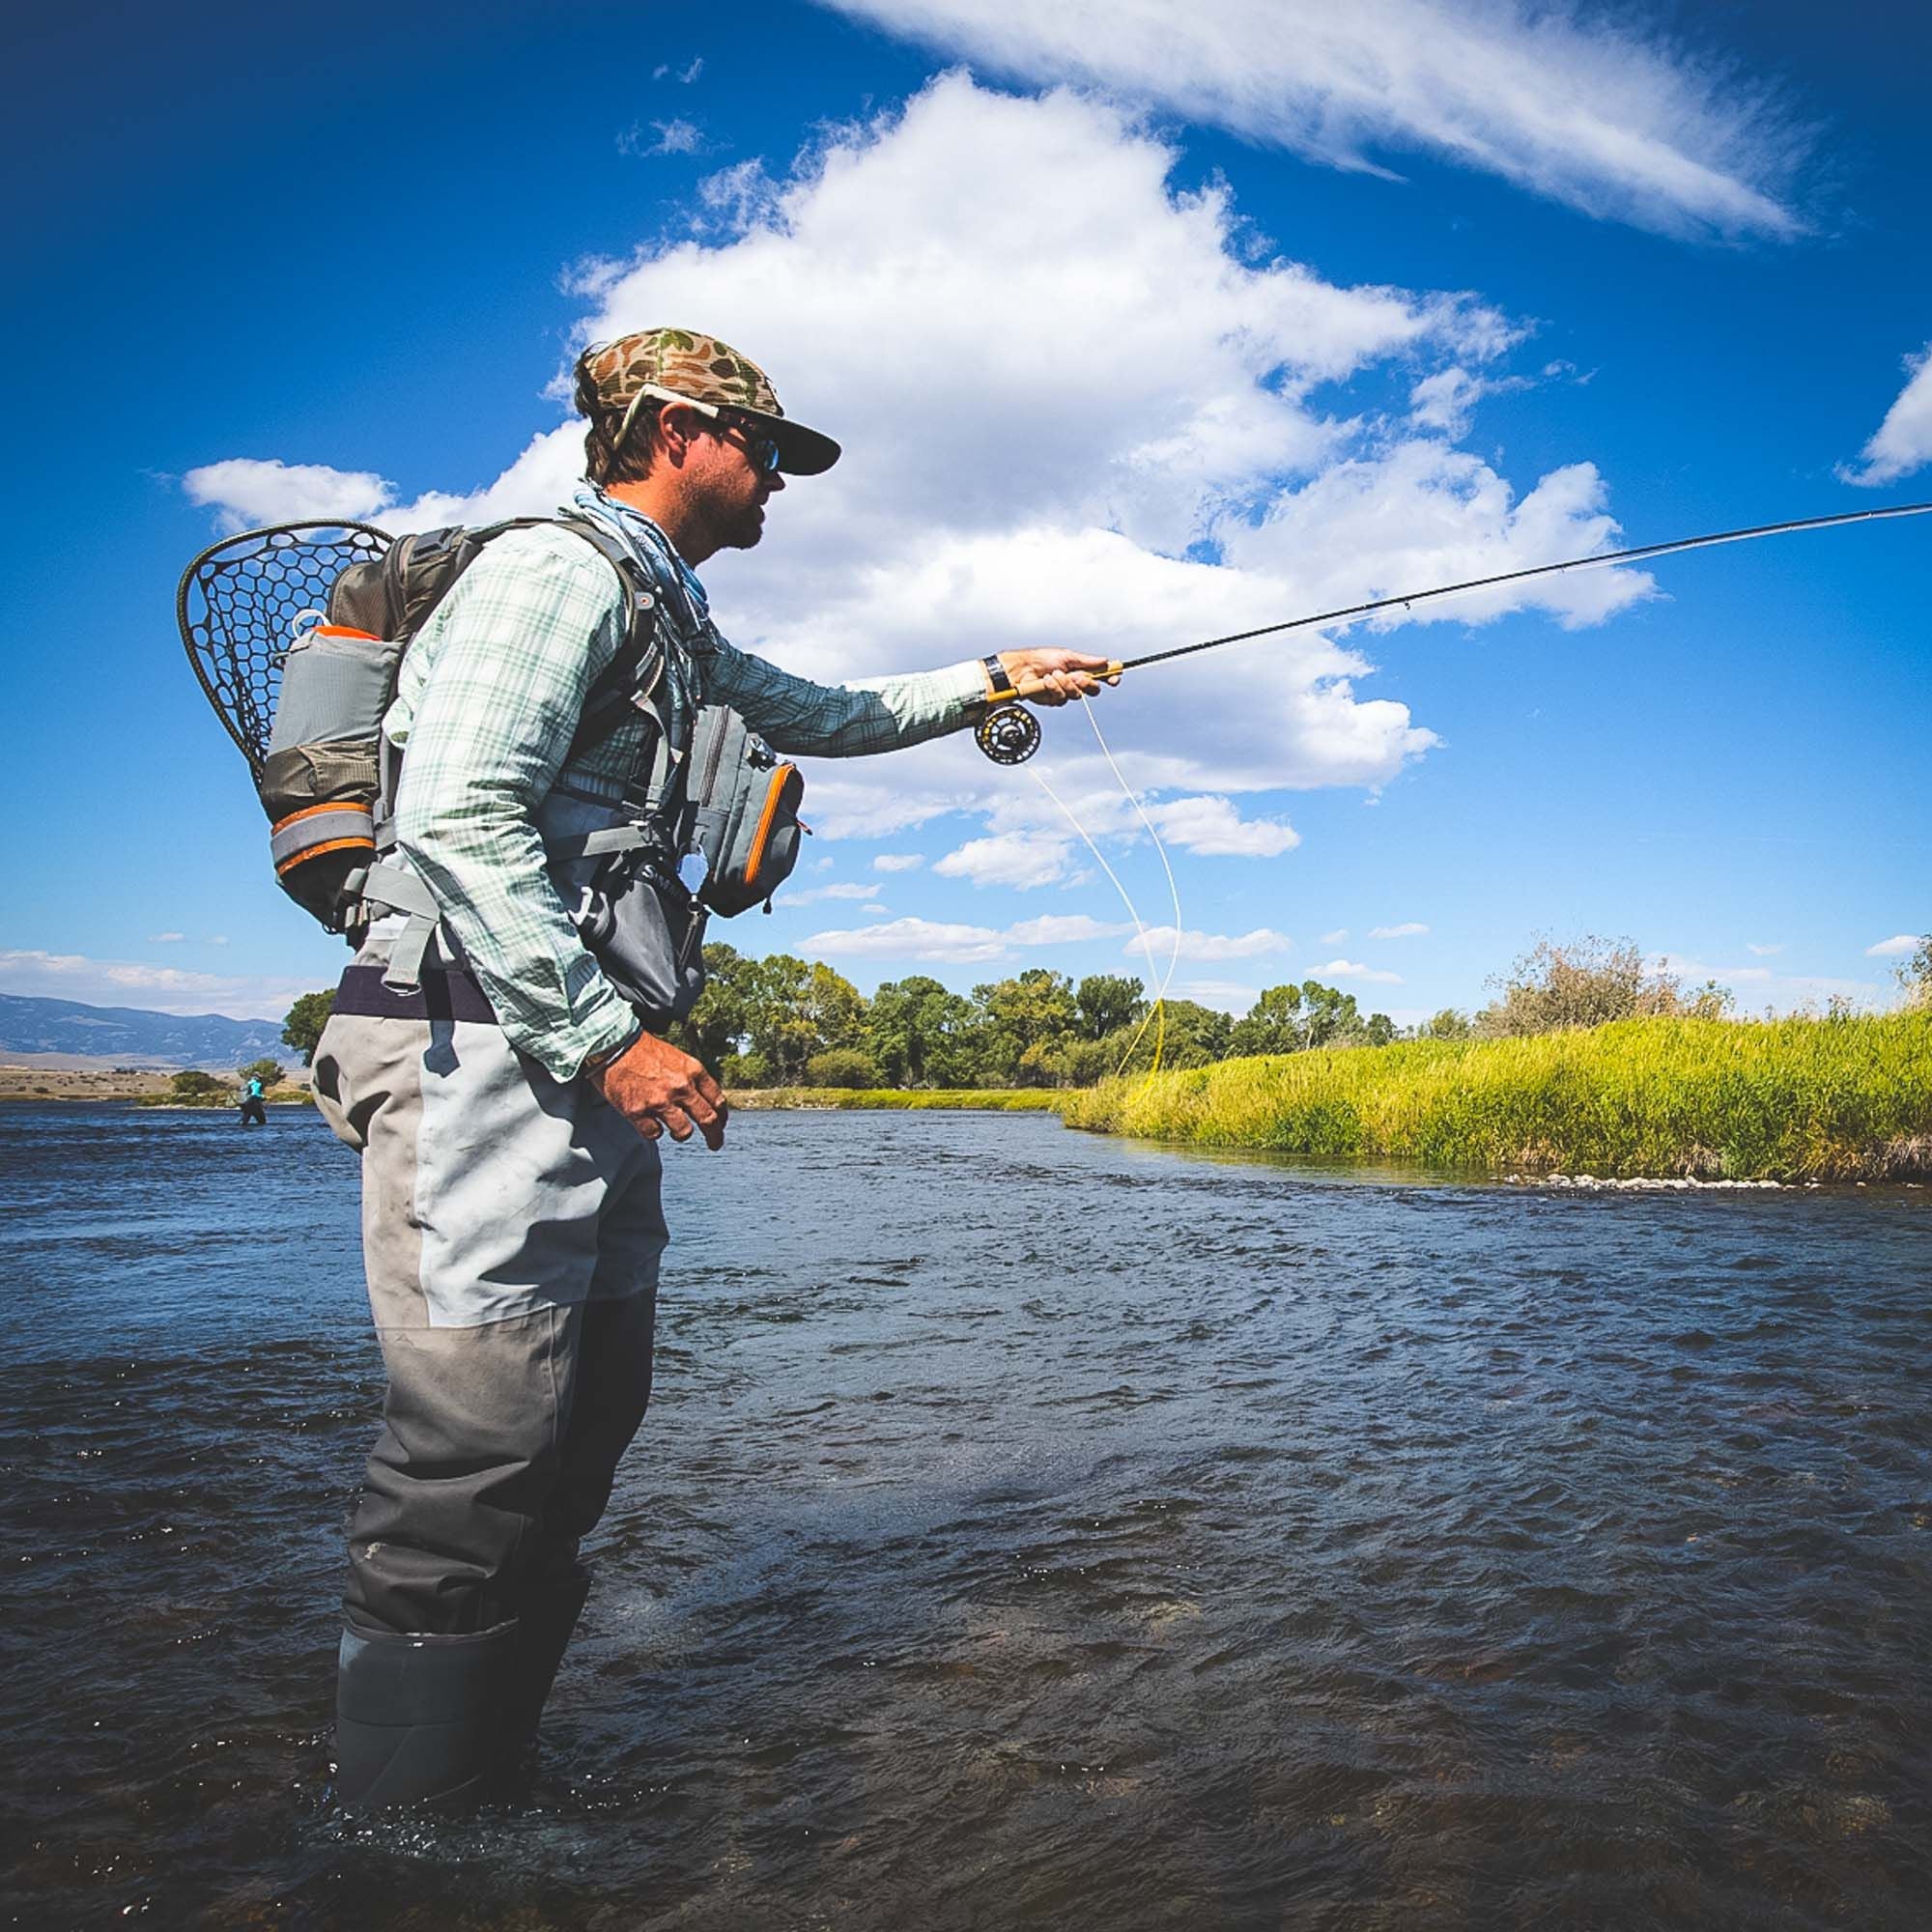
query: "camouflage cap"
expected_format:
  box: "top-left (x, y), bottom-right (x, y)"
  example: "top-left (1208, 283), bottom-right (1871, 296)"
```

top-left (578, 327), bottom-right (841, 476)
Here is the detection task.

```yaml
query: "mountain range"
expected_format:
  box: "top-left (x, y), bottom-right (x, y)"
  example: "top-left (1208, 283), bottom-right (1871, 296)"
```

top-left (0, 994), bottom-right (291, 1068)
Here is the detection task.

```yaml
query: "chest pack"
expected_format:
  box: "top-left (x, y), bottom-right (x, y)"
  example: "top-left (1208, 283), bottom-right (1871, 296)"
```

top-left (178, 517), bottom-right (809, 1008)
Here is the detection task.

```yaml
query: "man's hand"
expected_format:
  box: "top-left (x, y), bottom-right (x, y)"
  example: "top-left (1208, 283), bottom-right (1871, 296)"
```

top-left (998, 648), bottom-right (1120, 707)
top-left (590, 1030), bottom-right (728, 1149)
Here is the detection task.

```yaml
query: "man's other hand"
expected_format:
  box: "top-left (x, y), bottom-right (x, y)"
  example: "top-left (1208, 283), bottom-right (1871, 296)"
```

top-left (591, 1032), bottom-right (728, 1149)
top-left (998, 648), bottom-right (1120, 706)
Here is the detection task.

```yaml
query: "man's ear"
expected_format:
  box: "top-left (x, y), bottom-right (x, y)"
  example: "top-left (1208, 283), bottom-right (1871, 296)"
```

top-left (657, 403), bottom-right (702, 465)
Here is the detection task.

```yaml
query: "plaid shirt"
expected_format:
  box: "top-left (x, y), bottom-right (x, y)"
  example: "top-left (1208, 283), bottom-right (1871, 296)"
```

top-left (384, 493), bottom-right (988, 1081)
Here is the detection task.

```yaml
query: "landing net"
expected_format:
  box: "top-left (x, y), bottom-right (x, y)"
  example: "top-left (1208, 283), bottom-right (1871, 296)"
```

top-left (177, 521), bottom-right (392, 777)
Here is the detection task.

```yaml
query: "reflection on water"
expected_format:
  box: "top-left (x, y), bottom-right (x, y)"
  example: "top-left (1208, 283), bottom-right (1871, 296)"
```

top-left (2, 1103), bottom-right (1928, 1928)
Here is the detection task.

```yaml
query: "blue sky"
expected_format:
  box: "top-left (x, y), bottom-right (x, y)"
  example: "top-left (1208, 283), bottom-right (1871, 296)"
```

top-left (4, 0), bottom-right (1926, 1023)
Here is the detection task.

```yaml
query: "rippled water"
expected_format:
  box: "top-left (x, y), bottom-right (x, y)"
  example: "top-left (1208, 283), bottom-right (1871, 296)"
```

top-left (2, 1102), bottom-right (1929, 1929)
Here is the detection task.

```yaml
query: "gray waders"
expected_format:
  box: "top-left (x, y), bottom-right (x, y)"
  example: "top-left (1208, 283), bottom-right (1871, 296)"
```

top-left (313, 944), bottom-right (666, 1810)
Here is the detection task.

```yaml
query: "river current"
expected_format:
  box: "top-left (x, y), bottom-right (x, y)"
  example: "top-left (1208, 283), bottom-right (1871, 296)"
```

top-left (1, 1102), bottom-right (1928, 1929)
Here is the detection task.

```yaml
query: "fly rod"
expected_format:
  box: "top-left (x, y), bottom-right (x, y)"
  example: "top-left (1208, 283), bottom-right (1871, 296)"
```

top-left (976, 497), bottom-right (1932, 762)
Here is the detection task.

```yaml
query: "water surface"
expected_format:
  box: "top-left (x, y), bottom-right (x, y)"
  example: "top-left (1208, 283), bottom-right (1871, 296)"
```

top-left (2, 1103), bottom-right (1928, 1928)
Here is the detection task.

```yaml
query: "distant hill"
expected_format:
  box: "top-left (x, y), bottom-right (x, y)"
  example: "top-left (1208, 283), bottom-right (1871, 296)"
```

top-left (0, 994), bottom-right (291, 1069)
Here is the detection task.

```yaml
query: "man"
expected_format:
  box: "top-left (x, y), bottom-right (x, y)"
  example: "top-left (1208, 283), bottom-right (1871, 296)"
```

top-left (309, 326), bottom-right (1111, 1809)
top-left (239, 1073), bottom-right (267, 1126)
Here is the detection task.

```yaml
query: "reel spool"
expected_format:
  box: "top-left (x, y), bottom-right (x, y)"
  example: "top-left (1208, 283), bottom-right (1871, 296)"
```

top-left (975, 701), bottom-right (1041, 765)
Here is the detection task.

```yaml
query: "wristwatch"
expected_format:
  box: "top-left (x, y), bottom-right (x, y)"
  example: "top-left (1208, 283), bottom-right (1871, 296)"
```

top-left (981, 654), bottom-right (1017, 702)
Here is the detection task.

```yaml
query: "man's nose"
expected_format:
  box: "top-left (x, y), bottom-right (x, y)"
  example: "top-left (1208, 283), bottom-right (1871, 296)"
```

top-left (763, 469), bottom-right (786, 495)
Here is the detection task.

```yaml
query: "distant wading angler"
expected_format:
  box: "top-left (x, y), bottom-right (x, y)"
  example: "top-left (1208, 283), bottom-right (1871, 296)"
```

top-left (238, 1075), bottom-right (267, 1126)
top-left (305, 328), bottom-right (1112, 1809)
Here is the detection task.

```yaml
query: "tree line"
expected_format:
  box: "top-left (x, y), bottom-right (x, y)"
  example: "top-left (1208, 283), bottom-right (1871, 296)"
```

top-left (274, 927), bottom-right (1929, 1092)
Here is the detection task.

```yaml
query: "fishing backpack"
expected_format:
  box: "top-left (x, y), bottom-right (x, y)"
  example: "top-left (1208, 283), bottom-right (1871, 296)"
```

top-left (178, 516), bottom-right (808, 944)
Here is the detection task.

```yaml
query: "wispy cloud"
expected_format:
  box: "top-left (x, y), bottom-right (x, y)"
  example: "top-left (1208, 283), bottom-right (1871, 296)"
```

top-left (1368, 922), bottom-right (1429, 939)
top-left (1839, 344), bottom-right (1932, 487)
top-left (149, 931), bottom-right (185, 944)
top-left (1321, 957), bottom-right (1403, 983)
top-left (872, 853), bottom-right (925, 872)
top-left (1745, 941), bottom-right (1785, 956)
top-left (1132, 926), bottom-right (1293, 962)
top-left (0, 949), bottom-right (324, 1020)
top-left (817, 0), bottom-right (1811, 240)
top-left (784, 881), bottom-right (883, 906)
top-left (802, 912), bottom-right (1127, 962)
top-left (1866, 933), bottom-right (1924, 957)
top-left (618, 118), bottom-right (709, 157)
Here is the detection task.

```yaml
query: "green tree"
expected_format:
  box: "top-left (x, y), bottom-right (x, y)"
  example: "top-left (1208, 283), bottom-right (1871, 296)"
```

top-left (1361, 1011), bottom-right (1396, 1047)
top-left (1420, 1008), bottom-right (1473, 1039)
top-left (1111, 998), bottom-right (1233, 1074)
top-left (1075, 974), bottom-right (1145, 1040)
top-left (169, 1069), bottom-right (225, 1100)
top-left (972, 970), bottom-right (1080, 1085)
top-left (739, 954), bottom-right (868, 1083)
top-left (671, 942), bottom-right (757, 1072)
top-left (867, 976), bottom-right (979, 1087)
top-left (1229, 982), bottom-right (1304, 1058)
top-left (238, 1058), bottom-right (286, 1089)
top-left (281, 989), bottom-right (336, 1066)
top-left (1298, 980), bottom-right (1364, 1048)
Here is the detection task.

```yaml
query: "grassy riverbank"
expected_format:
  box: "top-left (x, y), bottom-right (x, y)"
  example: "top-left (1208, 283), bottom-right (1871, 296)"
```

top-left (725, 1088), bottom-right (1059, 1112)
top-left (1057, 1013), bottom-right (1932, 1181)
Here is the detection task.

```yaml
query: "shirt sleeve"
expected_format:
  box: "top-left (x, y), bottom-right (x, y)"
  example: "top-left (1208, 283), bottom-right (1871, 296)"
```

top-left (697, 630), bottom-right (989, 756)
top-left (386, 528), bottom-right (642, 1081)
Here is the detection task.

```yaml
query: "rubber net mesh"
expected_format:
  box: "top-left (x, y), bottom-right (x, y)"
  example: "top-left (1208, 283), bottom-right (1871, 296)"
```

top-left (178, 523), bottom-right (391, 778)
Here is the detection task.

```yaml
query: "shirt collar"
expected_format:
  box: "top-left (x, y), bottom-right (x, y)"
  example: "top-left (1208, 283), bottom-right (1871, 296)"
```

top-left (570, 483), bottom-right (711, 620)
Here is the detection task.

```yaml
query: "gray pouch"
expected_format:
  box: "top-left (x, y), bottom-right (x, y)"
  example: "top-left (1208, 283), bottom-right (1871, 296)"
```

top-left (570, 847), bottom-right (708, 1030)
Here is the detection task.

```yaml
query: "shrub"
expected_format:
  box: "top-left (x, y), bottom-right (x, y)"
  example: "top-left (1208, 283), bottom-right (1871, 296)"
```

top-left (805, 1047), bottom-right (883, 1089)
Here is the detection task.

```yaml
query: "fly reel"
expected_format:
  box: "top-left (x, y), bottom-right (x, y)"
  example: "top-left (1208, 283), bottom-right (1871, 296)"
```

top-left (975, 700), bottom-right (1042, 765)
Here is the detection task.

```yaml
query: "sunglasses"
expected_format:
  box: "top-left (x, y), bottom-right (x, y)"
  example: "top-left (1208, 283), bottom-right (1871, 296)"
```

top-left (626, 383), bottom-right (783, 474)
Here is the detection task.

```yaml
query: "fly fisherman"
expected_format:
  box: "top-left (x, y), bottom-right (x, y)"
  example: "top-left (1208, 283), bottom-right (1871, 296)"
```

top-left (308, 327), bottom-right (1112, 1810)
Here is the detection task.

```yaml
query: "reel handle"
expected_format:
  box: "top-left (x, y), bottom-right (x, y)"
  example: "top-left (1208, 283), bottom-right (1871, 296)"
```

top-left (998, 660), bottom-right (1124, 702)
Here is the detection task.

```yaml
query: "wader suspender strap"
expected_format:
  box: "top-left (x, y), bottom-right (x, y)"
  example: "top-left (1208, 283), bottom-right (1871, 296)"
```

top-left (359, 517), bottom-right (670, 995)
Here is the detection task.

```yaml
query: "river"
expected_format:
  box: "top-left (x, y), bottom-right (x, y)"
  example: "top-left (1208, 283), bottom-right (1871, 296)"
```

top-left (2, 1102), bottom-right (1928, 1928)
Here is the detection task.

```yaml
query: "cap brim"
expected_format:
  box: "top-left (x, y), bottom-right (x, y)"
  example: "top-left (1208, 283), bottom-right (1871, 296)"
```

top-left (736, 404), bottom-right (841, 476)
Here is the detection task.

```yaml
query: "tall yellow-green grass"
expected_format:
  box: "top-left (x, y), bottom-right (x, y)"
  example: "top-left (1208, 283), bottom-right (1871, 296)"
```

top-left (725, 1087), bottom-right (1060, 1112)
top-left (1057, 1013), bottom-right (1932, 1181)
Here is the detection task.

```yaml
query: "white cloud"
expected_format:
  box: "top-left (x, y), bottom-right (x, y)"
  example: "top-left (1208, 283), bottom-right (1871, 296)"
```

top-left (1321, 957), bottom-right (1404, 983)
top-left (1839, 345), bottom-right (1932, 488)
top-left (1006, 915), bottom-right (1132, 945)
top-left (872, 852), bottom-right (925, 872)
top-left (1132, 926), bottom-right (1293, 962)
top-left (1146, 795), bottom-right (1300, 857)
top-left (1745, 941), bottom-right (1784, 956)
top-left (1407, 367), bottom-right (1529, 439)
top-left (149, 932), bottom-right (185, 944)
top-left (933, 831), bottom-right (1072, 891)
top-left (1866, 933), bottom-right (1923, 957)
top-left (783, 881), bottom-right (882, 905)
top-left (181, 458), bottom-right (394, 532)
top-left (1321, 928), bottom-right (1349, 946)
top-left (0, 949), bottom-right (323, 1020)
top-left (183, 75), bottom-right (1659, 860)
top-left (803, 916), bottom-right (1009, 962)
top-left (802, 910), bottom-right (1125, 961)
top-left (619, 118), bottom-right (708, 157)
top-left (1368, 922), bottom-right (1429, 939)
top-left (818, 0), bottom-right (1809, 239)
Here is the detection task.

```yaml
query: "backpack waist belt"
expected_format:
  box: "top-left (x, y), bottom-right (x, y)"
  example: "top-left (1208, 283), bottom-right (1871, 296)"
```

top-left (333, 963), bottom-right (497, 1026)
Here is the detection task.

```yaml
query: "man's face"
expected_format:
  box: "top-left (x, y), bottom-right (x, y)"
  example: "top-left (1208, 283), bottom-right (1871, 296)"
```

top-left (678, 411), bottom-right (785, 552)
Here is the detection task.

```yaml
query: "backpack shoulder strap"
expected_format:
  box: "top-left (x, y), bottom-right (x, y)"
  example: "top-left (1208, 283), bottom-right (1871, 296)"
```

top-left (554, 514), bottom-right (669, 763)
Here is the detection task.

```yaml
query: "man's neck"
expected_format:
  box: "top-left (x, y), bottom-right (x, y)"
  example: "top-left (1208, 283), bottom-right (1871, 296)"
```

top-left (604, 479), bottom-right (717, 566)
